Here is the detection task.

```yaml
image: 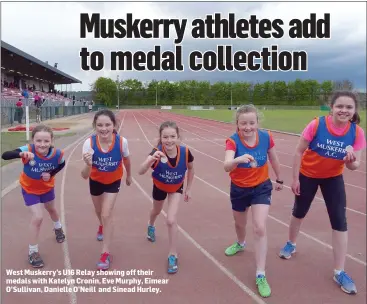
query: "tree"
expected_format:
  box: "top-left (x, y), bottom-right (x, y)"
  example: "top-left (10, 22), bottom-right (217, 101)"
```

top-left (91, 77), bottom-right (117, 106)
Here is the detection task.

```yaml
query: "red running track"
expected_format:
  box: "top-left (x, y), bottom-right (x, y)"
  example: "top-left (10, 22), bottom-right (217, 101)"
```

top-left (2, 109), bottom-right (366, 304)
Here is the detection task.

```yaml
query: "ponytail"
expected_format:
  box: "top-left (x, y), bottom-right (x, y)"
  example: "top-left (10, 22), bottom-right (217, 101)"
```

top-left (351, 112), bottom-right (361, 124)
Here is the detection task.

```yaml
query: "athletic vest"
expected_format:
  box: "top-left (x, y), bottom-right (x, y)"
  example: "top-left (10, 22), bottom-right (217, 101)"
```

top-left (20, 144), bottom-right (63, 195)
top-left (300, 116), bottom-right (356, 178)
top-left (152, 144), bottom-right (188, 192)
top-left (90, 133), bottom-right (123, 184)
top-left (227, 130), bottom-right (271, 187)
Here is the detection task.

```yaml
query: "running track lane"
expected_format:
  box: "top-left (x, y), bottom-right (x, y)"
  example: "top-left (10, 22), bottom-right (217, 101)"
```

top-left (133, 109), bottom-right (366, 303)
top-left (141, 110), bottom-right (366, 261)
top-left (62, 110), bottom-right (266, 304)
top-left (139, 113), bottom-right (366, 259)
top-left (2, 110), bottom-right (365, 304)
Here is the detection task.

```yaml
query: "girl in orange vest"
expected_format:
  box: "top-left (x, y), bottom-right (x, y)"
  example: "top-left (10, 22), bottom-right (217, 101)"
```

top-left (224, 104), bottom-right (283, 298)
top-left (138, 121), bottom-right (195, 274)
top-left (81, 109), bottom-right (132, 270)
top-left (1, 124), bottom-right (66, 268)
top-left (279, 91), bottom-right (366, 295)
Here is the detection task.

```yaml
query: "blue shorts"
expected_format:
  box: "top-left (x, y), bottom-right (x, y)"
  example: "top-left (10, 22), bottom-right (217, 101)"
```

top-left (230, 179), bottom-right (273, 212)
top-left (22, 188), bottom-right (55, 207)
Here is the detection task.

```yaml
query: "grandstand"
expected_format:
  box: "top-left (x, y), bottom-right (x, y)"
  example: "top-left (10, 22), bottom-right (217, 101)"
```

top-left (1, 41), bottom-right (94, 126)
top-left (1, 40), bottom-right (82, 106)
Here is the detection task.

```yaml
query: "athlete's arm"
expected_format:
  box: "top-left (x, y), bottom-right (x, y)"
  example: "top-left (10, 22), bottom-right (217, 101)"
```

top-left (2, 145), bottom-right (30, 160)
top-left (185, 161), bottom-right (195, 191)
top-left (347, 126), bottom-right (366, 171)
top-left (292, 136), bottom-right (309, 180)
top-left (47, 155), bottom-right (66, 177)
top-left (123, 156), bottom-right (131, 176)
top-left (345, 149), bottom-right (363, 171)
top-left (81, 139), bottom-right (92, 179)
top-left (2, 148), bottom-right (22, 160)
top-left (138, 155), bottom-right (157, 175)
top-left (224, 150), bottom-right (240, 172)
top-left (268, 147), bottom-right (282, 181)
top-left (224, 139), bottom-right (239, 172)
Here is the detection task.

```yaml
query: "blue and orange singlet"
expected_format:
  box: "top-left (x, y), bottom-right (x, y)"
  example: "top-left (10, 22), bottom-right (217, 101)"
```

top-left (20, 144), bottom-right (64, 195)
top-left (300, 116), bottom-right (357, 178)
top-left (89, 133), bottom-right (124, 184)
top-left (152, 144), bottom-right (189, 192)
top-left (226, 130), bottom-right (272, 188)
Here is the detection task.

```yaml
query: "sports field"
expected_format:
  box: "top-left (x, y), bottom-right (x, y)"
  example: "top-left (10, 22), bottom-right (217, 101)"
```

top-left (170, 109), bottom-right (366, 134)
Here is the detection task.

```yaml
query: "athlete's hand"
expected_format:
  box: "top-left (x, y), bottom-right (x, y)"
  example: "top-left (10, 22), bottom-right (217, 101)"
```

top-left (275, 182), bottom-right (283, 191)
top-left (151, 150), bottom-right (166, 161)
top-left (20, 151), bottom-right (34, 161)
top-left (82, 152), bottom-right (93, 166)
top-left (126, 175), bottom-right (132, 186)
top-left (343, 151), bottom-right (356, 164)
top-left (235, 154), bottom-right (254, 164)
top-left (184, 189), bottom-right (191, 202)
top-left (41, 172), bottom-right (51, 182)
top-left (291, 179), bottom-right (300, 196)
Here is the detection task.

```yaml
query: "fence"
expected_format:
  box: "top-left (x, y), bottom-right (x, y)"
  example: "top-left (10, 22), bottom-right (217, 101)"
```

top-left (1, 104), bottom-right (92, 127)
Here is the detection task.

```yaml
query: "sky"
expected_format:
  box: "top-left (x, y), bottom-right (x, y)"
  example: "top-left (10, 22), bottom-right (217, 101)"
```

top-left (1, 1), bottom-right (366, 92)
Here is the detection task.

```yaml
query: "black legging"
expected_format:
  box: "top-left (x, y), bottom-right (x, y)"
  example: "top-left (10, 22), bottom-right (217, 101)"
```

top-left (292, 173), bottom-right (347, 232)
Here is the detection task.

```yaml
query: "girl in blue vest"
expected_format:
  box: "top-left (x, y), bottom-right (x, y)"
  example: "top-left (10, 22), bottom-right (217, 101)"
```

top-left (138, 121), bottom-right (195, 274)
top-left (279, 91), bottom-right (366, 295)
top-left (81, 109), bottom-right (132, 270)
top-left (1, 124), bottom-right (66, 268)
top-left (224, 104), bottom-right (283, 298)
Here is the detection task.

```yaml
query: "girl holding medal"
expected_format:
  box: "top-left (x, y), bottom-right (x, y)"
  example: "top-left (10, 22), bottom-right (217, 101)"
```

top-left (223, 104), bottom-right (283, 298)
top-left (81, 109), bottom-right (132, 271)
top-left (138, 121), bottom-right (195, 274)
top-left (279, 91), bottom-right (366, 295)
top-left (2, 124), bottom-right (66, 268)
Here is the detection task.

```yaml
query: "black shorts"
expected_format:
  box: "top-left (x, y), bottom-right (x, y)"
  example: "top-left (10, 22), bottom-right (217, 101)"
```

top-left (152, 184), bottom-right (183, 201)
top-left (292, 173), bottom-right (347, 232)
top-left (230, 179), bottom-right (273, 212)
top-left (89, 178), bottom-right (121, 196)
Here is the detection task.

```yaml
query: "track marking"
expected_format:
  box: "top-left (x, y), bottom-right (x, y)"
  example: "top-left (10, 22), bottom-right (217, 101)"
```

top-left (132, 112), bottom-right (267, 304)
top-left (135, 112), bottom-right (367, 266)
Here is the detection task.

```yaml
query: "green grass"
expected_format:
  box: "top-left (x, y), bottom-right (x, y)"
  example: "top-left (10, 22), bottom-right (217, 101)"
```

top-left (170, 109), bottom-right (366, 134)
top-left (0, 132), bottom-right (76, 167)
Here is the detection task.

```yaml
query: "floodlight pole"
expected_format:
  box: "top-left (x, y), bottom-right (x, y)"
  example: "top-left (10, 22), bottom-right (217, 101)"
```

top-left (117, 75), bottom-right (120, 110)
top-left (25, 103), bottom-right (30, 141)
top-left (155, 84), bottom-right (158, 107)
top-left (231, 88), bottom-right (233, 108)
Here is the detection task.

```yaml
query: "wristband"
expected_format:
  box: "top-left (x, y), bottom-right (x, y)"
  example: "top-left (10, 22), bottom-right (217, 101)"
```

top-left (276, 179), bottom-right (283, 184)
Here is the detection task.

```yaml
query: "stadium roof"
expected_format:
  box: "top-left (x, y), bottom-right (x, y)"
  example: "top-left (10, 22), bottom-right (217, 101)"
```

top-left (1, 41), bottom-right (82, 84)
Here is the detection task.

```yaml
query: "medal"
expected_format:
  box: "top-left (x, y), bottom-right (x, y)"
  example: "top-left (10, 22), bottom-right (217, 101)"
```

top-left (249, 159), bottom-right (257, 168)
top-left (29, 159), bottom-right (36, 166)
top-left (345, 145), bottom-right (353, 153)
top-left (160, 156), bottom-right (168, 164)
